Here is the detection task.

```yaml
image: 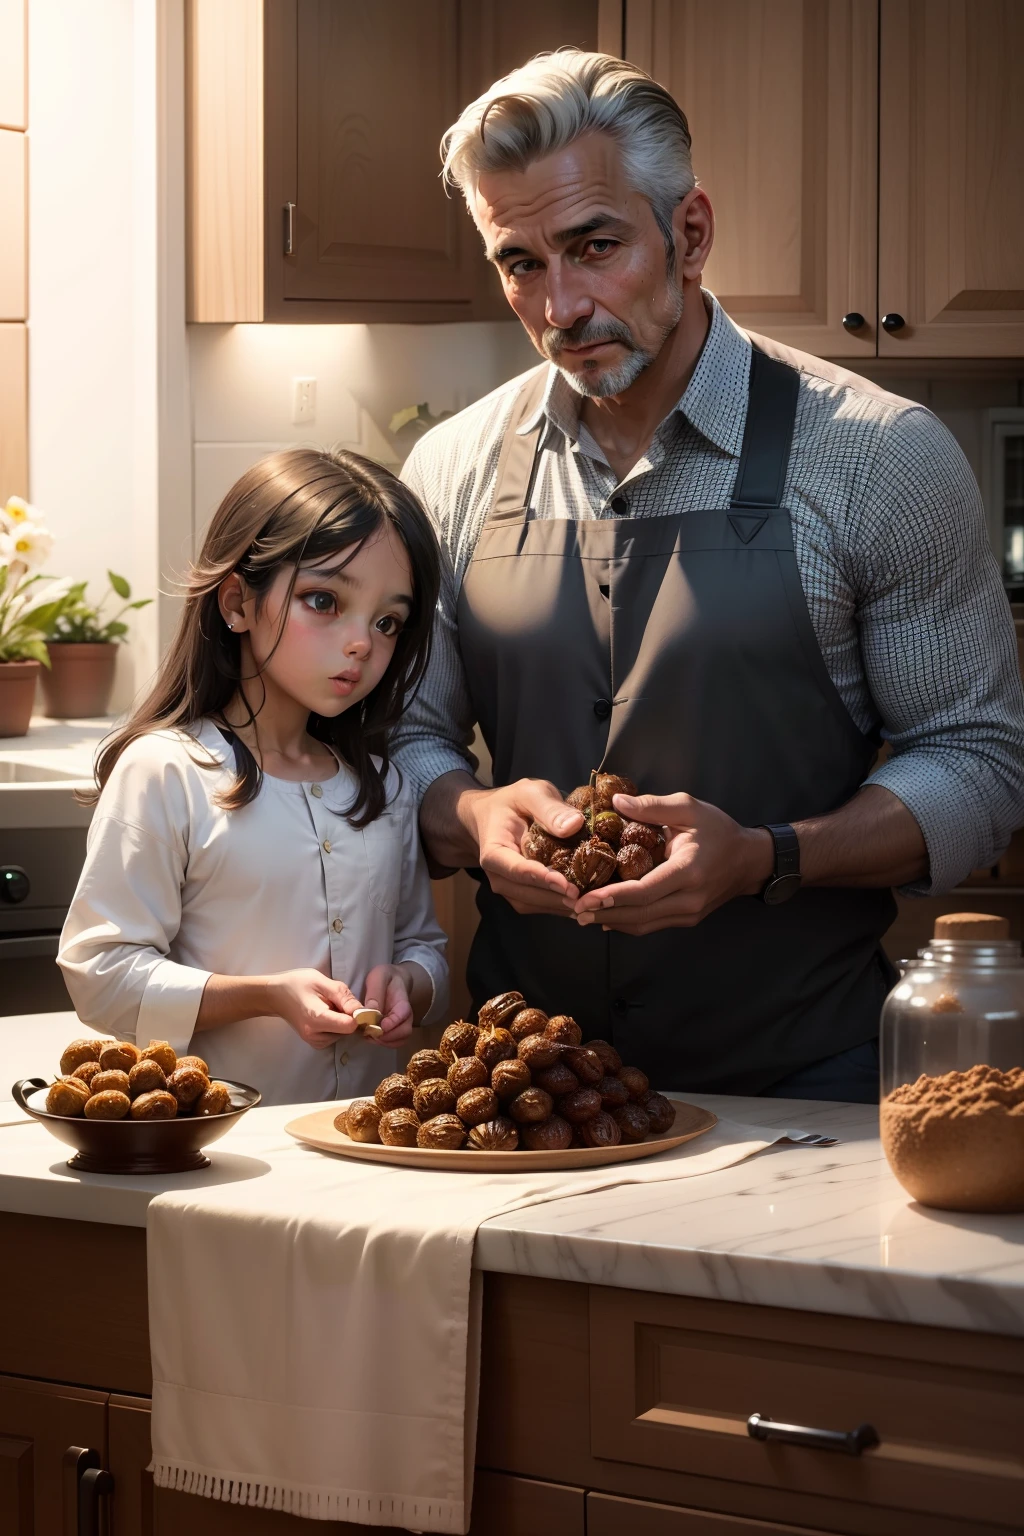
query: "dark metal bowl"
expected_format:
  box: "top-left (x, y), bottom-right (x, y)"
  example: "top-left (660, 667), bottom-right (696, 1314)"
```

top-left (12, 1077), bottom-right (262, 1174)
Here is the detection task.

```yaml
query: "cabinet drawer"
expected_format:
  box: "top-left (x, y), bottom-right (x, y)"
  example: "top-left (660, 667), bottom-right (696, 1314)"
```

top-left (588, 1493), bottom-right (831, 1536)
top-left (471, 1470), bottom-right (585, 1535)
top-left (590, 1289), bottom-right (1024, 1528)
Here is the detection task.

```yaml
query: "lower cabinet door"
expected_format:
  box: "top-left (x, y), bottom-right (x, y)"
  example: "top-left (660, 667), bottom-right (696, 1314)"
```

top-left (587, 1493), bottom-right (832, 1536)
top-left (108, 1394), bottom-right (155, 1536)
top-left (470, 1470), bottom-right (585, 1534)
top-left (0, 1373), bottom-right (108, 1536)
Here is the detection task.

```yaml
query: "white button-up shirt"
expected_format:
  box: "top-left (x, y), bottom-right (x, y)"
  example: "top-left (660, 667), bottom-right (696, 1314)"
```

top-left (57, 721), bottom-right (449, 1105)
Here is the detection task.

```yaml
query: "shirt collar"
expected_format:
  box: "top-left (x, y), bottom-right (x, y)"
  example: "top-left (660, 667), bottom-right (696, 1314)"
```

top-left (517, 291), bottom-right (753, 460)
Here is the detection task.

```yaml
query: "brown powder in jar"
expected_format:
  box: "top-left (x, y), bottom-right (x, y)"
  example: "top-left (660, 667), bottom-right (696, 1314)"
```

top-left (880, 1064), bottom-right (1024, 1212)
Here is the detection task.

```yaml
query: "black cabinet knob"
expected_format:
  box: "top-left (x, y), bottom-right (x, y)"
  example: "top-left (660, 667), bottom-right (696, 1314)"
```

top-left (0, 865), bottom-right (29, 904)
top-left (842, 312), bottom-right (865, 333)
top-left (881, 312), bottom-right (906, 333)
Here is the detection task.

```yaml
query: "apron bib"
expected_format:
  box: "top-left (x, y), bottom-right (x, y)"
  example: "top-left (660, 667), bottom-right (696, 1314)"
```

top-left (456, 351), bottom-right (895, 1094)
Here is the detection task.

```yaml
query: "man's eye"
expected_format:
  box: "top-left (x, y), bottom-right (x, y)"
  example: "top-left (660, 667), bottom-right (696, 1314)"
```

top-left (301, 591), bottom-right (336, 615)
top-left (586, 239), bottom-right (617, 256)
top-left (508, 259), bottom-right (542, 279)
top-left (375, 614), bottom-right (402, 637)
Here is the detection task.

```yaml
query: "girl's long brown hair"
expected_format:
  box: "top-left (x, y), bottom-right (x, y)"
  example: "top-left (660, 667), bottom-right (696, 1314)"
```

top-left (92, 448), bottom-right (441, 826)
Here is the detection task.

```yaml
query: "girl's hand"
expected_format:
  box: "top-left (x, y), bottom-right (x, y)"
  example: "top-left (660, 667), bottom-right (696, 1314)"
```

top-left (363, 963), bottom-right (415, 1044)
top-left (268, 968), bottom-right (364, 1049)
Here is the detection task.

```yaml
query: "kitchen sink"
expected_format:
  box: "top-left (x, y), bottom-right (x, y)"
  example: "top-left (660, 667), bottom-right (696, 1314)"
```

top-left (0, 762), bottom-right (85, 783)
top-left (0, 759), bottom-right (94, 829)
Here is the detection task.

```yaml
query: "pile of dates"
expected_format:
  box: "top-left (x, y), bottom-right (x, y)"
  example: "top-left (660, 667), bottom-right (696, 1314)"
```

top-left (338, 991), bottom-right (676, 1154)
top-left (520, 770), bottom-right (666, 892)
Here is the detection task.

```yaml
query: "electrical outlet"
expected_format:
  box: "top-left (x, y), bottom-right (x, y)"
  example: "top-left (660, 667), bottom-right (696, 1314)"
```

top-left (292, 377), bottom-right (317, 424)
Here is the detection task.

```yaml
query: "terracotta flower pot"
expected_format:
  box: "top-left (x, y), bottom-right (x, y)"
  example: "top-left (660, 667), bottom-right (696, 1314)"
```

top-left (0, 659), bottom-right (42, 738)
top-left (41, 642), bottom-right (118, 719)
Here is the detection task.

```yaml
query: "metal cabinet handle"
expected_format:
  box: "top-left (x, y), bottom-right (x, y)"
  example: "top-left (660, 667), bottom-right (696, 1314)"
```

top-left (747, 1412), bottom-right (879, 1456)
top-left (284, 201), bottom-right (296, 255)
top-left (80, 1466), bottom-right (114, 1536)
top-left (881, 312), bottom-right (906, 333)
top-left (841, 312), bottom-right (865, 332)
top-left (64, 1446), bottom-right (114, 1536)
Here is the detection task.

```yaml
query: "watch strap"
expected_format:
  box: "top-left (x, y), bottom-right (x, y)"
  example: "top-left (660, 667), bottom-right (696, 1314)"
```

top-left (761, 822), bottom-right (800, 879)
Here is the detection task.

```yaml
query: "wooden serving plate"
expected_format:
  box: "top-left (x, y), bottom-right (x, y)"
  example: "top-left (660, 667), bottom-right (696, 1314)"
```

top-left (285, 1098), bottom-right (717, 1172)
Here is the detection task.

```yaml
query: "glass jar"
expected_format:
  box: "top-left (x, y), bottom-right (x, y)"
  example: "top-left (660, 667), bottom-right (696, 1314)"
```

top-left (879, 912), bottom-right (1024, 1212)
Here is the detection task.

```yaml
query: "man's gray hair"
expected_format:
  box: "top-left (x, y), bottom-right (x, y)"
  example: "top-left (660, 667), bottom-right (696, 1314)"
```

top-left (441, 49), bottom-right (695, 258)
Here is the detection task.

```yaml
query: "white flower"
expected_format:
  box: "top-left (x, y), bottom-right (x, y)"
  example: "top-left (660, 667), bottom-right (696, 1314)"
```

top-left (1, 496), bottom-right (36, 530)
top-left (7, 520), bottom-right (54, 570)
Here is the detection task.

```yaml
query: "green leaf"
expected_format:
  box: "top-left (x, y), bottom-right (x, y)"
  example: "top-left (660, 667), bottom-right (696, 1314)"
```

top-left (108, 571), bottom-right (131, 600)
top-left (127, 598), bottom-right (152, 610)
top-left (20, 597), bottom-right (73, 633)
top-left (5, 637), bottom-right (51, 666)
top-left (103, 621), bottom-right (129, 640)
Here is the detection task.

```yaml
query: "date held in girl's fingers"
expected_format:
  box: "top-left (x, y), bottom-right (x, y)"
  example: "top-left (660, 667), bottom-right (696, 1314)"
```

top-left (354, 1007), bottom-right (384, 1038)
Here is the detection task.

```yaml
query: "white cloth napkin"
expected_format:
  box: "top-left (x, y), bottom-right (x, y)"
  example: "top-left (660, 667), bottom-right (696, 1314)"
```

top-left (147, 1109), bottom-right (807, 1532)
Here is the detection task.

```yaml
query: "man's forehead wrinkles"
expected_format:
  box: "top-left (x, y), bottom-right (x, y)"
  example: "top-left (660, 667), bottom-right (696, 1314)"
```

top-left (483, 177), bottom-right (622, 249)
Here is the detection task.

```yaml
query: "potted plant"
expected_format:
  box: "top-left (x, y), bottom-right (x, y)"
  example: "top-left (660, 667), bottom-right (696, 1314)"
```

top-left (42, 571), bottom-right (152, 718)
top-left (0, 498), bottom-right (71, 738)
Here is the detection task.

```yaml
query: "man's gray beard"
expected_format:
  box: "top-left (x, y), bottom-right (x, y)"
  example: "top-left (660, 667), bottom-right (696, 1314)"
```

top-left (547, 287), bottom-right (685, 399)
top-left (556, 345), bottom-right (655, 398)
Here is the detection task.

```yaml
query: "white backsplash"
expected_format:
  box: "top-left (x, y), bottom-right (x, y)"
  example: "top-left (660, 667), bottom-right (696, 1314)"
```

top-left (189, 320), bottom-right (537, 545)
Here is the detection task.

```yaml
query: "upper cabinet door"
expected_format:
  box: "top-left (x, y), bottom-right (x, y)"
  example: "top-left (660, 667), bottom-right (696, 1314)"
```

top-left (283, 0), bottom-right (477, 308)
top-left (878, 0), bottom-right (1024, 356)
top-left (260, 0), bottom-right (601, 321)
top-left (625, 0), bottom-right (878, 359)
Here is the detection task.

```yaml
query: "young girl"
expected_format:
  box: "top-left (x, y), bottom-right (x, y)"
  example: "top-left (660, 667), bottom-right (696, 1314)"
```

top-left (58, 448), bottom-right (449, 1106)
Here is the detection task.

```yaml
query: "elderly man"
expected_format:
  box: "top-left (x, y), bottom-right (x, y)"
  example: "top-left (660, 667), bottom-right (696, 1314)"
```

top-left (394, 49), bottom-right (1024, 1102)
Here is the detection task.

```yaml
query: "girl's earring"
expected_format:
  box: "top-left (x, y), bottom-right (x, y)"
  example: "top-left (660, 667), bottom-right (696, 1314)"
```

top-left (227, 621), bottom-right (235, 631)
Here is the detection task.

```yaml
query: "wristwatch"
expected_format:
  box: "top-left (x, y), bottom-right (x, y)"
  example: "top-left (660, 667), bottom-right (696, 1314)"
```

top-left (759, 823), bottom-right (801, 905)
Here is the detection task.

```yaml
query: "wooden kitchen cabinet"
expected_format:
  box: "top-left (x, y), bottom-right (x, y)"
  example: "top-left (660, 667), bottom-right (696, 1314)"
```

top-left (0, 321), bottom-right (27, 503)
top-left (625, 0), bottom-right (879, 360)
top-left (3, 1215), bottom-right (1020, 1536)
top-left (0, 1374), bottom-right (108, 1536)
top-left (0, 0), bottom-right (26, 132)
top-left (878, 0), bottom-right (1024, 356)
top-left (0, 125), bottom-right (26, 321)
top-left (188, 0), bottom-right (608, 324)
top-left (587, 1494), bottom-right (833, 1534)
top-left (626, 0), bottom-right (1024, 358)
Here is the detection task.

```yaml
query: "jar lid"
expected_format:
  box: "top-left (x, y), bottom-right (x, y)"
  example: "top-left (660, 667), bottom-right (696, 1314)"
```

top-left (933, 912), bottom-right (1010, 940)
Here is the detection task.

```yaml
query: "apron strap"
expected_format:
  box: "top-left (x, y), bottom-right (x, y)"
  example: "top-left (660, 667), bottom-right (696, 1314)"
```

top-left (490, 365), bottom-right (549, 520)
top-left (730, 348), bottom-right (800, 510)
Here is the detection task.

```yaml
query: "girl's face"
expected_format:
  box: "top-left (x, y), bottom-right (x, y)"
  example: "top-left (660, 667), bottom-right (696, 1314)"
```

top-left (233, 526), bottom-right (414, 719)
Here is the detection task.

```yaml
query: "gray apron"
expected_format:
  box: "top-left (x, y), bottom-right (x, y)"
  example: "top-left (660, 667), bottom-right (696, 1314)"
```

top-left (456, 350), bottom-right (896, 1094)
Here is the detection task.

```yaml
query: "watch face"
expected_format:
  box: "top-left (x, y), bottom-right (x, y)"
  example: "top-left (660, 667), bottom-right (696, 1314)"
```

top-left (763, 873), bottom-right (802, 906)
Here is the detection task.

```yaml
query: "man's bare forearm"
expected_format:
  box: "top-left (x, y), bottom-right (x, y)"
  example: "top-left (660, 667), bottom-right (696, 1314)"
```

top-left (795, 784), bottom-right (928, 889)
top-left (418, 769), bottom-right (488, 870)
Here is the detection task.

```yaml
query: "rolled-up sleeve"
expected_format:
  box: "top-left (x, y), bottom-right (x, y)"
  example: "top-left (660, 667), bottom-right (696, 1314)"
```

top-left (392, 443), bottom-right (479, 802)
top-left (389, 777), bottom-right (450, 1028)
top-left (58, 749), bottom-right (210, 1056)
top-left (854, 407), bottom-right (1024, 893)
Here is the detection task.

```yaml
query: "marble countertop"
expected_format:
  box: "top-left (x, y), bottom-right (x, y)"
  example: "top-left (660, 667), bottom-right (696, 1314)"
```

top-left (4, 1012), bottom-right (1023, 1337)
top-left (0, 714), bottom-right (112, 775)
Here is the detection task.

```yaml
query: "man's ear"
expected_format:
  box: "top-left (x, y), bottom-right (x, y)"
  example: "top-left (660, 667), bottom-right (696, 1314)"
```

top-left (217, 571), bottom-right (249, 633)
top-left (673, 187), bottom-right (714, 284)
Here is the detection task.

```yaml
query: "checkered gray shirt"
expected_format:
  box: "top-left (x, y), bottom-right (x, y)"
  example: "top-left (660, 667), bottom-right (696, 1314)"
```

top-left (395, 293), bottom-right (1024, 895)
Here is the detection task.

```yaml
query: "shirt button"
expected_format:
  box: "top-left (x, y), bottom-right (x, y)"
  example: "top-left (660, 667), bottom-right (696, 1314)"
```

top-left (340, 1051), bottom-right (349, 1066)
top-left (322, 838), bottom-right (332, 854)
top-left (593, 698), bottom-right (612, 721)
top-left (610, 494), bottom-right (629, 515)
top-left (332, 917), bottom-right (344, 933)
top-left (310, 783), bottom-right (323, 798)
